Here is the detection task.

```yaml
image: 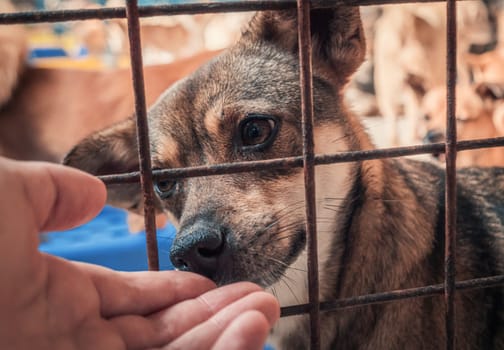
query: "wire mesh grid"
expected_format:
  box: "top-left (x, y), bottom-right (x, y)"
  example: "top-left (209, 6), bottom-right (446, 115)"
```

top-left (2, 1), bottom-right (504, 349)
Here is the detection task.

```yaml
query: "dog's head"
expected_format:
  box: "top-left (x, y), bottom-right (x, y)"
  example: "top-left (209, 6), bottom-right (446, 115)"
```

top-left (64, 6), bottom-right (366, 288)
top-left (420, 84), bottom-right (502, 166)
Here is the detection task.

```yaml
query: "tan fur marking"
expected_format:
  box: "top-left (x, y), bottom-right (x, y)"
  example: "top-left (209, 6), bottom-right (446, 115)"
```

top-left (155, 137), bottom-right (180, 167)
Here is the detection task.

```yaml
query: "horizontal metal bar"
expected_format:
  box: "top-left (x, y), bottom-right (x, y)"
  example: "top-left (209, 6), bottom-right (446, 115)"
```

top-left (98, 137), bottom-right (504, 184)
top-left (280, 274), bottom-right (504, 317)
top-left (0, 0), bottom-right (448, 25)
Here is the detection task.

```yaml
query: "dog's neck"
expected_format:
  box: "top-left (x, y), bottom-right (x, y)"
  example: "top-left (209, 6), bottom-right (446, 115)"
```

top-left (268, 122), bottom-right (440, 348)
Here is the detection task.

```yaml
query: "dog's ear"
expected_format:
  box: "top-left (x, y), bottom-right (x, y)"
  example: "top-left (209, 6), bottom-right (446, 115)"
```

top-left (242, 6), bottom-right (366, 83)
top-left (63, 118), bottom-right (144, 211)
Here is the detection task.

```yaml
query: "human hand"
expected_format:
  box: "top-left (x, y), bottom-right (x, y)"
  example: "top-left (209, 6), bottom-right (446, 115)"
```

top-left (0, 158), bottom-right (279, 350)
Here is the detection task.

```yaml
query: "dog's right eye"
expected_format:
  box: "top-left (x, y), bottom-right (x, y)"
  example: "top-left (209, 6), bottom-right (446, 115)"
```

top-left (154, 179), bottom-right (177, 199)
top-left (238, 114), bottom-right (279, 151)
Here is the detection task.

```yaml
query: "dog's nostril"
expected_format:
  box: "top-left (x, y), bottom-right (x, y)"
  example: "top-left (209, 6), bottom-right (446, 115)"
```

top-left (197, 236), bottom-right (224, 258)
top-left (175, 258), bottom-right (189, 269)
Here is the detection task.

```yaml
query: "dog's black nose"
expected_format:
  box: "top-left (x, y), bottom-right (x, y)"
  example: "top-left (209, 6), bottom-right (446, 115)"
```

top-left (169, 221), bottom-right (226, 281)
top-left (423, 129), bottom-right (445, 144)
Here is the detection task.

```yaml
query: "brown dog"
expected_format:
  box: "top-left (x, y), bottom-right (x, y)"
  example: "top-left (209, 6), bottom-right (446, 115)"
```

top-left (0, 2), bottom-right (27, 107)
top-left (0, 50), bottom-right (219, 162)
top-left (420, 84), bottom-right (504, 167)
top-left (65, 6), bottom-right (503, 349)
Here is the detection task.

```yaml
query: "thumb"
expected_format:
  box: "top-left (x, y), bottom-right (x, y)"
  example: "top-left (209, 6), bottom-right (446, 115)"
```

top-left (2, 158), bottom-right (106, 233)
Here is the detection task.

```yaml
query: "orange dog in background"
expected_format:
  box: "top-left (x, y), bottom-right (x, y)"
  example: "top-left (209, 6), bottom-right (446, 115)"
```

top-left (0, 50), bottom-right (219, 162)
top-left (420, 84), bottom-right (504, 167)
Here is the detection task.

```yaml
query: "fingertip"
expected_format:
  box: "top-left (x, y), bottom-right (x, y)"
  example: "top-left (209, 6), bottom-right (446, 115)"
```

top-left (13, 162), bottom-right (106, 232)
top-left (249, 291), bottom-right (281, 327)
top-left (44, 164), bottom-right (106, 231)
top-left (212, 310), bottom-right (271, 350)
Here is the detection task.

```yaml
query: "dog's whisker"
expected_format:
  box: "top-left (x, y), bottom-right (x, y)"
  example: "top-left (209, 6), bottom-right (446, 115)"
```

top-left (323, 197), bottom-right (347, 201)
top-left (280, 275), bottom-right (302, 304)
top-left (249, 249), bottom-right (307, 273)
top-left (269, 285), bottom-right (278, 299)
top-left (270, 232), bottom-right (300, 243)
top-left (328, 133), bottom-right (352, 145)
top-left (322, 205), bottom-right (345, 212)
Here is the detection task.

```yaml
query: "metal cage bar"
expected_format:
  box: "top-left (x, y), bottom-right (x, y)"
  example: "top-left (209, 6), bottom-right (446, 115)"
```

top-left (125, 0), bottom-right (160, 271)
top-left (98, 137), bottom-right (504, 185)
top-left (0, 0), bottom-right (465, 25)
top-left (444, 0), bottom-right (457, 348)
top-left (297, 0), bottom-right (321, 348)
top-left (1, 1), bottom-right (504, 349)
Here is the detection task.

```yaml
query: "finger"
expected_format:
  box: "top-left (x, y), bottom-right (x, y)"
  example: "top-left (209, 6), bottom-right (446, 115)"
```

top-left (1, 159), bottom-right (106, 232)
top-left (212, 310), bottom-right (271, 350)
top-left (110, 282), bottom-right (264, 349)
top-left (164, 290), bottom-right (279, 349)
top-left (76, 264), bottom-right (216, 317)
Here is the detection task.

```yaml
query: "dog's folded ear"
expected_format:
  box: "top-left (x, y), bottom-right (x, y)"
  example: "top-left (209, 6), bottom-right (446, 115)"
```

top-left (63, 118), bottom-right (144, 212)
top-left (242, 6), bottom-right (365, 83)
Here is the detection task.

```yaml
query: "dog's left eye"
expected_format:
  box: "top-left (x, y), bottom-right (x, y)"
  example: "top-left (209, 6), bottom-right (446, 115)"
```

top-left (154, 179), bottom-right (177, 199)
top-left (239, 114), bottom-right (279, 150)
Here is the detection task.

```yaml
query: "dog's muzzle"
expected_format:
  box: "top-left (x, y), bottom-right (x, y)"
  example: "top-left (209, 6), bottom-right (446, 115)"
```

top-left (169, 220), bottom-right (229, 282)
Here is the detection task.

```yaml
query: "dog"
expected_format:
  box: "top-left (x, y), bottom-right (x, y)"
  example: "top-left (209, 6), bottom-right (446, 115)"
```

top-left (465, 45), bottom-right (504, 84)
top-left (0, 1), bottom-right (27, 107)
top-left (420, 84), bottom-right (504, 167)
top-left (64, 6), bottom-right (503, 349)
top-left (373, 1), bottom-right (492, 146)
top-left (0, 50), bottom-right (218, 162)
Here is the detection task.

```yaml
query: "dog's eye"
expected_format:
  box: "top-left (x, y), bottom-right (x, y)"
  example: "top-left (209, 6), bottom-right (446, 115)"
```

top-left (239, 114), bottom-right (279, 150)
top-left (154, 179), bottom-right (177, 199)
top-left (423, 114), bottom-right (431, 122)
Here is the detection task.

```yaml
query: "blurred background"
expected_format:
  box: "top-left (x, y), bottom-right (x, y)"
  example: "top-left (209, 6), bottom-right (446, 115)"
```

top-left (13, 0), bottom-right (251, 68)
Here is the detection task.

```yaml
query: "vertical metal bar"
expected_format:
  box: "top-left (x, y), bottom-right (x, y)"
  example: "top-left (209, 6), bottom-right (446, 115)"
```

top-left (296, 1), bottom-right (320, 349)
top-left (125, 0), bottom-right (159, 271)
top-left (445, 0), bottom-right (457, 348)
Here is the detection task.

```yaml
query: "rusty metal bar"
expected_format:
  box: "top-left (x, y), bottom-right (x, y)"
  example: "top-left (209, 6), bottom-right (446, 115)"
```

top-left (297, 1), bottom-right (320, 349)
top-left (0, 0), bottom-right (458, 25)
top-left (281, 274), bottom-right (504, 317)
top-left (125, 0), bottom-right (159, 271)
top-left (444, 0), bottom-right (457, 348)
top-left (98, 137), bottom-right (504, 185)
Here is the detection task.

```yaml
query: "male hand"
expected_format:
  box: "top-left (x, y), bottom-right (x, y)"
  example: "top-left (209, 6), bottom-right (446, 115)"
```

top-left (0, 158), bottom-right (279, 350)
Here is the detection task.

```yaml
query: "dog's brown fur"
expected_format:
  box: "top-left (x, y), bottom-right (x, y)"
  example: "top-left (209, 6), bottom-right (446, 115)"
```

top-left (0, 2), bottom-right (27, 107)
top-left (65, 6), bottom-right (503, 349)
top-left (0, 50), bottom-right (219, 162)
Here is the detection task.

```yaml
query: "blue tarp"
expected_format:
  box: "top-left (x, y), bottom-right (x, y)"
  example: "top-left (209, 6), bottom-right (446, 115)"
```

top-left (39, 205), bottom-right (176, 271)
